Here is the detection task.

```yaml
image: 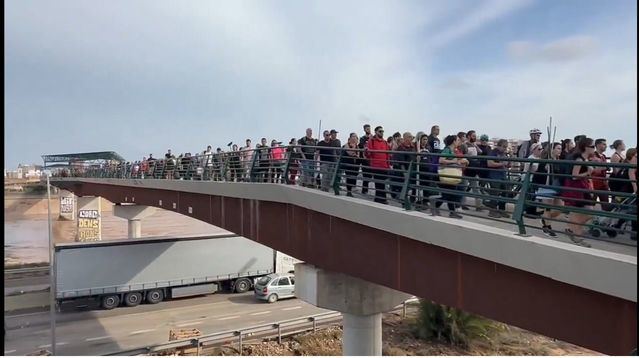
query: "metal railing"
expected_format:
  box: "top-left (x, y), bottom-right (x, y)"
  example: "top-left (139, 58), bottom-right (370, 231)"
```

top-left (105, 298), bottom-right (420, 356)
top-left (4, 266), bottom-right (50, 275)
top-left (54, 145), bottom-right (638, 248)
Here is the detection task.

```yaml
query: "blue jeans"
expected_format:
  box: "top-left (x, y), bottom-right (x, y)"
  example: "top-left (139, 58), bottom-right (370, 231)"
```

top-left (300, 159), bottom-right (316, 186)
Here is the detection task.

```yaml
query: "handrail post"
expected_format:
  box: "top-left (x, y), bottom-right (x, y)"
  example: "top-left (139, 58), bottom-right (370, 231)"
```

top-left (237, 330), bottom-right (243, 356)
top-left (222, 154), bottom-right (229, 182)
top-left (513, 171), bottom-right (532, 236)
top-left (249, 149), bottom-right (259, 183)
top-left (282, 146), bottom-right (294, 184)
top-left (401, 160), bottom-right (415, 210)
top-left (277, 323), bottom-right (282, 344)
top-left (331, 149), bottom-right (344, 195)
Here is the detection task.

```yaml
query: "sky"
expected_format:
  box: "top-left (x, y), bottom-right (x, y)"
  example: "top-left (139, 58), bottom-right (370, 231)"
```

top-left (4, 0), bottom-right (637, 167)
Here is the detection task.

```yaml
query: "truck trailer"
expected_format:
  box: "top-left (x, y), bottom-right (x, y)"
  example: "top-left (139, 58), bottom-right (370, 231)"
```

top-left (54, 234), bottom-right (295, 309)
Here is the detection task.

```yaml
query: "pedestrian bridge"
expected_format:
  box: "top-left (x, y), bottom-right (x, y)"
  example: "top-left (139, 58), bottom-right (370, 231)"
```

top-left (51, 176), bottom-right (636, 355)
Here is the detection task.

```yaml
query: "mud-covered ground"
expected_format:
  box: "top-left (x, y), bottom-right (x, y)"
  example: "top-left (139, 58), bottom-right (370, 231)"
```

top-left (195, 311), bottom-right (598, 356)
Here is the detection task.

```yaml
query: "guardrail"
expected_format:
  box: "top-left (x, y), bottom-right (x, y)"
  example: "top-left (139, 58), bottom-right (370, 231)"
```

top-left (53, 145), bottom-right (637, 248)
top-left (106, 298), bottom-right (420, 356)
top-left (4, 266), bottom-right (50, 275)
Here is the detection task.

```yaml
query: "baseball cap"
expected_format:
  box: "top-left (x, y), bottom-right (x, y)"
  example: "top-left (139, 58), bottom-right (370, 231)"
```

top-left (330, 129), bottom-right (338, 134)
top-left (529, 128), bottom-right (542, 135)
top-left (479, 134), bottom-right (489, 141)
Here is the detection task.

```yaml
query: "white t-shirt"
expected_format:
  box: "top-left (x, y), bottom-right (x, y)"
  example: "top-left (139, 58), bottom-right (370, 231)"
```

top-left (523, 154), bottom-right (539, 173)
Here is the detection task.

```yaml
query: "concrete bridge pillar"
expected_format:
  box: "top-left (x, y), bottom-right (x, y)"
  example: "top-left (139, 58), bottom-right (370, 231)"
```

top-left (58, 189), bottom-right (76, 221)
top-left (295, 263), bottom-right (411, 356)
top-left (113, 204), bottom-right (156, 239)
top-left (76, 196), bottom-right (102, 242)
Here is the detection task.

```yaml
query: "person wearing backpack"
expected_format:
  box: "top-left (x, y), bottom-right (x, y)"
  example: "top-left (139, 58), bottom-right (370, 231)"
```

top-left (609, 148), bottom-right (635, 201)
top-left (437, 135), bottom-right (469, 218)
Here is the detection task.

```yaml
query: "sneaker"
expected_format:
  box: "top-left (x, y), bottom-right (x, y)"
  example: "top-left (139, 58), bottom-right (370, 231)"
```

top-left (542, 225), bottom-right (557, 237)
top-left (346, 192), bottom-right (354, 197)
top-left (488, 211), bottom-right (501, 218)
top-left (449, 212), bottom-right (463, 219)
top-left (565, 229), bottom-right (592, 248)
top-left (475, 207), bottom-right (484, 212)
top-left (500, 211), bottom-right (510, 218)
top-left (461, 205), bottom-right (471, 211)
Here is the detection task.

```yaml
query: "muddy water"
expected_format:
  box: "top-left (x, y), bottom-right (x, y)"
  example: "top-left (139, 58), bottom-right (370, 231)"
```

top-left (4, 197), bottom-right (231, 266)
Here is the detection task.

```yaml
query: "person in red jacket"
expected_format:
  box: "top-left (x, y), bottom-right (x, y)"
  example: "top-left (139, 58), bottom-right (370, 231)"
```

top-left (365, 126), bottom-right (391, 204)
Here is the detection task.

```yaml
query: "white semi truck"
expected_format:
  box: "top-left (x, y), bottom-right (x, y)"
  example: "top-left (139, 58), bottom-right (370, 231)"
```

top-left (54, 234), bottom-right (299, 309)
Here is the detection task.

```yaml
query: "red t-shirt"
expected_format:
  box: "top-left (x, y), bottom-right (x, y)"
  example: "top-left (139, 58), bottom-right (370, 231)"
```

top-left (590, 152), bottom-right (608, 189)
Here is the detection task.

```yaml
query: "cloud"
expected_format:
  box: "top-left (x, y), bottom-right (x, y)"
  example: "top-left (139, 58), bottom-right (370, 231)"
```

top-left (424, 45), bottom-right (636, 145)
top-left (427, 0), bottom-right (534, 49)
top-left (3, 0), bottom-right (636, 168)
top-left (507, 35), bottom-right (598, 62)
top-left (439, 78), bottom-right (471, 90)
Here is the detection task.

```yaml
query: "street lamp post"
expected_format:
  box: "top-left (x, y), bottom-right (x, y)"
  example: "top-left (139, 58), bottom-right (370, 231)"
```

top-left (46, 172), bottom-right (56, 355)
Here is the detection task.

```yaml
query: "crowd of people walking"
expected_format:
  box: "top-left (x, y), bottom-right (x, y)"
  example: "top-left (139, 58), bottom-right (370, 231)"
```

top-left (80, 123), bottom-right (637, 246)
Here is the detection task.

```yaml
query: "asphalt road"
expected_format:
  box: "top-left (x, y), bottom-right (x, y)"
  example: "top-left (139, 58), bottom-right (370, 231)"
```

top-left (4, 292), bottom-right (331, 355)
top-left (4, 274), bottom-right (49, 296)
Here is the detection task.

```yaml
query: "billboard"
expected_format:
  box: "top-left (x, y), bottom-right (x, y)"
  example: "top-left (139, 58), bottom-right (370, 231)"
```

top-left (59, 190), bottom-right (75, 220)
top-left (77, 197), bottom-right (101, 242)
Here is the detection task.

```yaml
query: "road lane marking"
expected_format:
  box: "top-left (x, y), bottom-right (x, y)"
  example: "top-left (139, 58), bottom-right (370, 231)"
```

top-left (175, 318), bottom-right (206, 325)
top-left (4, 350), bottom-right (17, 354)
top-left (177, 321), bottom-right (203, 327)
top-left (130, 329), bottom-right (156, 334)
top-left (249, 311), bottom-right (271, 316)
top-left (38, 342), bottom-right (68, 348)
top-left (282, 306), bottom-right (302, 311)
top-left (217, 315), bottom-right (240, 321)
top-left (92, 299), bottom-right (234, 320)
top-left (85, 336), bottom-right (111, 342)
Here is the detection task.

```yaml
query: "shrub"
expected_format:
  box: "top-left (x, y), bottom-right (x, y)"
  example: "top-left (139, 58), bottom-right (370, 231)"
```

top-left (412, 300), bottom-right (492, 348)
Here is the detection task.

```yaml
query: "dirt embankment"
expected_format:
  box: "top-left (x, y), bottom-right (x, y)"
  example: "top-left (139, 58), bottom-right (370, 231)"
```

top-left (203, 311), bottom-right (599, 356)
top-left (4, 194), bottom-right (113, 219)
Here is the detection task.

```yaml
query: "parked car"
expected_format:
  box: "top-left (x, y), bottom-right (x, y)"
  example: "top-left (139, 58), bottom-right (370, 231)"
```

top-left (254, 273), bottom-right (295, 303)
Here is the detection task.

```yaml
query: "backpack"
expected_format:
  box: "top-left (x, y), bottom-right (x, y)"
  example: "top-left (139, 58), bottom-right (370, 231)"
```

top-left (609, 166), bottom-right (630, 193)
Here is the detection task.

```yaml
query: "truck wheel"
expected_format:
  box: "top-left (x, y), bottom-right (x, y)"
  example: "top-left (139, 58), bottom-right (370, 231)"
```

top-left (101, 295), bottom-right (120, 310)
top-left (124, 292), bottom-right (143, 307)
top-left (234, 278), bottom-right (251, 293)
top-left (267, 294), bottom-right (278, 303)
top-left (146, 289), bottom-right (164, 304)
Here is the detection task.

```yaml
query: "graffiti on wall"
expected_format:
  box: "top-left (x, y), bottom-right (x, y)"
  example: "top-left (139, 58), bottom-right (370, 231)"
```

top-left (78, 209), bottom-right (100, 241)
top-left (60, 197), bottom-right (74, 214)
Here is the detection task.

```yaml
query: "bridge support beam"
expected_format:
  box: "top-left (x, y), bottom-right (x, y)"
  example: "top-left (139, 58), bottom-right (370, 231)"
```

top-left (295, 263), bottom-right (411, 356)
top-left (113, 204), bottom-right (156, 239)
